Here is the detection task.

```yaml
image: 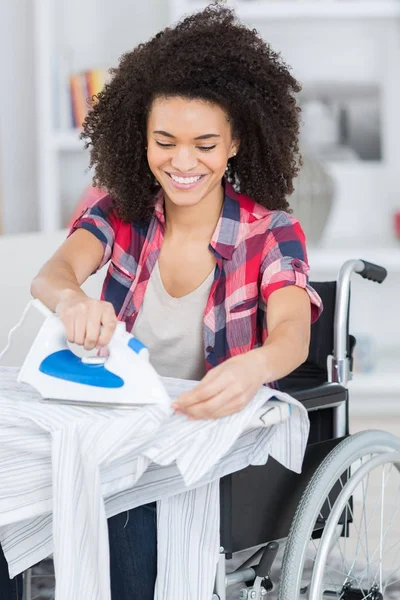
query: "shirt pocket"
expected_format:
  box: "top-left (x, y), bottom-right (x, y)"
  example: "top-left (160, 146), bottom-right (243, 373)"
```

top-left (229, 295), bottom-right (259, 314)
top-left (109, 261), bottom-right (135, 288)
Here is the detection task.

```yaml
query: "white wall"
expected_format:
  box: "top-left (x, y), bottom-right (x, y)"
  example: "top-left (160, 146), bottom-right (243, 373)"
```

top-left (250, 17), bottom-right (400, 355)
top-left (253, 18), bottom-right (400, 247)
top-left (0, 0), bottom-right (38, 233)
top-left (1, 3), bottom-right (399, 238)
top-left (55, 0), bottom-right (170, 224)
top-left (0, 0), bottom-right (169, 234)
top-left (0, 1), bottom-right (399, 357)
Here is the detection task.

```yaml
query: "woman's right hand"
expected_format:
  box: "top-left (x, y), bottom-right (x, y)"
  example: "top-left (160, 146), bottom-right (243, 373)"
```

top-left (56, 291), bottom-right (118, 350)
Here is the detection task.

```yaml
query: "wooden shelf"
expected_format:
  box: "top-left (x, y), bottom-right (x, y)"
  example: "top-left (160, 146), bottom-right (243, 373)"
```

top-left (186, 1), bottom-right (400, 20)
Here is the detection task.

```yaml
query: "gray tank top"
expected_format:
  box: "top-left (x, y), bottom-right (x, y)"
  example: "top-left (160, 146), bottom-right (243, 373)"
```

top-left (132, 261), bottom-right (215, 381)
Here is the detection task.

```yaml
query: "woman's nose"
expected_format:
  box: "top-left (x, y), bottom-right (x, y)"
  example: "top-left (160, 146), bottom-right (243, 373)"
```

top-left (170, 146), bottom-right (197, 172)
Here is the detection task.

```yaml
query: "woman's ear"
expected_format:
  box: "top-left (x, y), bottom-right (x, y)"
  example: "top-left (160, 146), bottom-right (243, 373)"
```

top-left (230, 141), bottom-right (240, 158)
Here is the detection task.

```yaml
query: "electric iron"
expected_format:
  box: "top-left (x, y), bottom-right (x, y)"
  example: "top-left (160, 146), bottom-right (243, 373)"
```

top-left (17, 299), bottom-right (171, 408)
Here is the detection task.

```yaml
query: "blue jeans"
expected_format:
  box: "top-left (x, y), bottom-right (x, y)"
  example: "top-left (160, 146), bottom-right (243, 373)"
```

top-left (108, 503), bottom-right (157, 600)
top-left (0, 505), bottom-right (156, 600)
top-left (0, 544), bottom-right (22, 600)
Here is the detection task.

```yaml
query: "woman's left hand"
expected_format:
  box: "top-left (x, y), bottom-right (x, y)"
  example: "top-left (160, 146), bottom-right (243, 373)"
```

top-left (172, 350), bottom-right (267, 420)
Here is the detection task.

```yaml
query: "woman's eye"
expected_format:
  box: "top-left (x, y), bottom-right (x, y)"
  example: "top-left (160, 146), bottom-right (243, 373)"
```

top-left (156, 141), bottom-right (174, 148)
top-left (198, 145), bottom-right (216, 152)
top-left (155, 142), bottom-right (216, 151)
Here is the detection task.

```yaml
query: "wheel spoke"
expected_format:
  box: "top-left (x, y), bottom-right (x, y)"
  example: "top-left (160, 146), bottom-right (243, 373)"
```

top-left (347, 462), bottom-right (396, 587)
top-left (312, 455), bottom-right (400, 599)
top-left (278, 436), bottom-right (400, 600)
top-left (379, 464), bottom-right (385, 590)
top-left (360, 464), bottom-right (371, 585)
top-left (382, 543), bottom-right (400, 593)
top-left (356, 469), bottom-right (400, 587)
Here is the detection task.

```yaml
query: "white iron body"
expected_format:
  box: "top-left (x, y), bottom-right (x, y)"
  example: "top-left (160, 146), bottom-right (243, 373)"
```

top-left (17, 300), bottom-right (171, 408)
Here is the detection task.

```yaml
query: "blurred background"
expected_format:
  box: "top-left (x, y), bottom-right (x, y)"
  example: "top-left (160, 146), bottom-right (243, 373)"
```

top-left (0, 0), bottom-right (399, 419)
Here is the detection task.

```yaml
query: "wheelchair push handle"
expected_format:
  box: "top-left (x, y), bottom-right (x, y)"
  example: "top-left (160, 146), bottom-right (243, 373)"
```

top-left (332, 258), bottom-right (388, 388)
top-left (356, 260), bottom-right (387, 284)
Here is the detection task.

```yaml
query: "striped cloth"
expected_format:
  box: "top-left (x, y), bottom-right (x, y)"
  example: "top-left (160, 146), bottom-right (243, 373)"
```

top-left (0, 367), bottom-right (309, 600)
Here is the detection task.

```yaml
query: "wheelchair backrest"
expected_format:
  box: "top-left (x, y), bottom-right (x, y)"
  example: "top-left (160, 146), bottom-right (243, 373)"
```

top-left (278, 281), bottom-right (354, 392)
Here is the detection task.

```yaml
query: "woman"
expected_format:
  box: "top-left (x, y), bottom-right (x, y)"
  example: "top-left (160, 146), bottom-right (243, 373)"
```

top-left (25, 3), bottom-right (322, 598)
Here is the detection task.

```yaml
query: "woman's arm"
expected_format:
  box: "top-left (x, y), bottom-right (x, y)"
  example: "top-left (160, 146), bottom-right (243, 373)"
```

top-left (252, 285), bottom-right (311, 383)
top-left (30, 229), bottom-right (104, 312)
top-left (173, 285), bottom-right (311, 419)
top-left (30, 229), bottom-right (117, 349)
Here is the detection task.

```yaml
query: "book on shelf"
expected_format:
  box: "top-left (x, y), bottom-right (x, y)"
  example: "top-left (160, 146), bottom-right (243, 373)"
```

top-left (69, 69), bottom-right (110, 129)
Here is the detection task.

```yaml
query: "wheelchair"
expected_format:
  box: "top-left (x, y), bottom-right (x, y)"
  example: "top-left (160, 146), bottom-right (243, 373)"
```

top-left (213, 258), bottom-right (400, 600)
top-left (23, 259), bottom-right (400, 600)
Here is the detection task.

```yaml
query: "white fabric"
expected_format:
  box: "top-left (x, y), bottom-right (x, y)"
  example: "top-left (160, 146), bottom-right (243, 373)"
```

top-left (0, 367), bottom-right (309, 600)
top-left (133, 261), bottom-right (214, 380)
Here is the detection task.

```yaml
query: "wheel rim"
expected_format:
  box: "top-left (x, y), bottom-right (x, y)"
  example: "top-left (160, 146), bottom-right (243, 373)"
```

top-left (303, 452), bottom-right (400, 599)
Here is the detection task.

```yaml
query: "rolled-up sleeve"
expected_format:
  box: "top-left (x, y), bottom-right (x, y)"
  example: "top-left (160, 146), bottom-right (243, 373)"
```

top-left (260, 213), bottom-right (323, 323)
top-left (68, 194), bottom-right (119, 271)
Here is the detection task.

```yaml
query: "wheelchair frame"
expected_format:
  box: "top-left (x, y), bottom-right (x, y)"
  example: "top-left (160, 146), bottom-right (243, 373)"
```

top-left (212, 258), bottom-right (391, 600)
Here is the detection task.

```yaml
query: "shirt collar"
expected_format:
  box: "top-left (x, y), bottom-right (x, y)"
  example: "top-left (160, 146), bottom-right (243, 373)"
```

top-left (153, 188), bottom-right (166, 227)
top-left (209, 181), bottom-right (241, 260)
top-left (153, 179), bottom-right (242, 260)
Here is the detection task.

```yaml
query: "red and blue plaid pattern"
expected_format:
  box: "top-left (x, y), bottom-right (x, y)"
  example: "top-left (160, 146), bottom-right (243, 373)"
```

top-left (70, 181), bottom-right (322, 375)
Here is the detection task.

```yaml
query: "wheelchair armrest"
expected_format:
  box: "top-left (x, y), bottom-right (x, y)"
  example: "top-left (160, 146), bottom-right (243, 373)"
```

top-left (289, 382), bottom-right (347, 411)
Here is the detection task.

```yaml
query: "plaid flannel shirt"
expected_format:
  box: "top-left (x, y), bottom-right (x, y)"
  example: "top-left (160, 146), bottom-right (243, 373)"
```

top-left (70, 181), bottom-right (322, 379)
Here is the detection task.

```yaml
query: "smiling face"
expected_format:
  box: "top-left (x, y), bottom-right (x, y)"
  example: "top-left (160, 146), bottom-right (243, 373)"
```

top-left (146, 96), bottom-right (239, 210)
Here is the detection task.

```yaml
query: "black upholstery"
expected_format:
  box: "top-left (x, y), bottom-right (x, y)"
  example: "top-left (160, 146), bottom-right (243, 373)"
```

top-left (220, 436), bottom-right (347, 553)
top-left (278, 281), bottom-right (337, 391)
top-left (290, 382), bottom-right (346, 411)
top-left (278, 281), bottom-right (355, 393)
top-left (220, 280), bottom-right (353, 555)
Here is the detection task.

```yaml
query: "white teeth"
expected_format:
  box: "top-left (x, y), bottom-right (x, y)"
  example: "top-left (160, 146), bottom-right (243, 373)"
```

top-left (169, 174), bottom-right (202, 184)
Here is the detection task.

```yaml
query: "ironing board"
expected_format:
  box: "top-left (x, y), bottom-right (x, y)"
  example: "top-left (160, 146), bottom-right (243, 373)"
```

top-left (0, 367), bottom-right (309, 600)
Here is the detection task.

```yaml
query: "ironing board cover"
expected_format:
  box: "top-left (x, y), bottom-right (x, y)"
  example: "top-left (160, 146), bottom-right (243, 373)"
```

top-left (0, 367), bottom-right (309, 600)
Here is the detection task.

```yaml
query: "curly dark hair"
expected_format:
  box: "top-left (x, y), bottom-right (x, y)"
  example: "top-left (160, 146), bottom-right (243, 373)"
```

top-left (82, 1), bottom-right (302, 222)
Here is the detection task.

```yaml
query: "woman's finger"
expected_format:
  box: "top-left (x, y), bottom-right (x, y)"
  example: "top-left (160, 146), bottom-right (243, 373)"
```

top-left (73, 311), bottom-right (88, 346)
top-left (84, 310), bottom-right (102, 350)
top-left (174, 374), bottom-right (228, 409)
top-left (184, 387), bottom-right (243, 420)
top-left (97, 321), bottom-right (117, 347)
top-left (207, 396), bottom-right (247, 419)
top-left (62, 315), bottom-right (76, 344)
top-left (97, 306), bottom-right (117, 346)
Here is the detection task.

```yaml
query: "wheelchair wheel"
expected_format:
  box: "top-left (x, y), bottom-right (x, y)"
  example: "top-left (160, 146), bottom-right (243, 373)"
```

top-left (278, 430), bottom-right (400, 600)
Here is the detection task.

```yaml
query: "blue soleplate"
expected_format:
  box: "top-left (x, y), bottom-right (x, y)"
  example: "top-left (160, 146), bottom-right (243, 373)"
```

top-left (39, 350), bottom-right (124, 388)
